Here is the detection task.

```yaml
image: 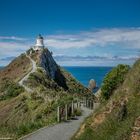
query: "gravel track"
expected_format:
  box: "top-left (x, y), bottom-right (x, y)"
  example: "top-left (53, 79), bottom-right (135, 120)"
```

top-left (19, 54), bottom-right (37, 92)
top-left (22, 106), bottom-right (92, 140)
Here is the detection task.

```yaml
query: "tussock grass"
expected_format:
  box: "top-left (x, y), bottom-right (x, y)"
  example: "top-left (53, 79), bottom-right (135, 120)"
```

top-left (73, 59), bottom-right (140, 140)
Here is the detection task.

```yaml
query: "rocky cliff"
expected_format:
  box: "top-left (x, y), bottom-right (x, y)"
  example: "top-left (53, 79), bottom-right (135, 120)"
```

top-left (39, 49), bottom-right (68, 90)
top-left (26, 48), bottom-right (91, 93)
top-left (39, 49), bottom-right (58, 79)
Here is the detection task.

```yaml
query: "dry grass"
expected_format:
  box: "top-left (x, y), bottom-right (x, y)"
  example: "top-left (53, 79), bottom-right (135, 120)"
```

top-left (0, 49), bottom-right (94, 139)
top-left (73, 59), bottom-right (140, 140)
top-left (0, 95), bottom-right (21, 125)
top-left (0, 54), bottom-right (31, 82)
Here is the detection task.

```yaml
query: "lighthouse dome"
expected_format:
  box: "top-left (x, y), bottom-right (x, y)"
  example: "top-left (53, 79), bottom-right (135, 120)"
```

top-left (37, 34), bottom-right (43, 39)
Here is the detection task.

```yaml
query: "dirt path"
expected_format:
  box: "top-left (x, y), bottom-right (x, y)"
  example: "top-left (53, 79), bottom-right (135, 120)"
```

top-left (22, 106), bottom-right (93, 140)
top-left (19, 54), bottom-right (37, 92)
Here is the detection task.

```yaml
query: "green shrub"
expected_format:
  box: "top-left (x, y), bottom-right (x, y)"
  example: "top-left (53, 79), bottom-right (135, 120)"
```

top-left (6, 83), bottom-right (24, 97)
top-left (74, 108), bottom-right (82, 116)
top-left (26, 48), bottom-right (35, 55)
top-left (0, 79), bottom-right (24, 100)
top-left (16, 121), bottom-right (43, 136)
top-left (35, 114), bottom-right (42, 120)
top-left (101, 64), bottom-right (130, 100)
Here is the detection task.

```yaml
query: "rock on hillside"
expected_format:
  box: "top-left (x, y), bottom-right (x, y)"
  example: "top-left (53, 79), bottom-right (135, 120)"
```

top-left (39, 49), bottom-right (58, 79)
top-left (39, 49), bottom-right (68, 90)
top-left (88, 79), bottom-right (96, 91)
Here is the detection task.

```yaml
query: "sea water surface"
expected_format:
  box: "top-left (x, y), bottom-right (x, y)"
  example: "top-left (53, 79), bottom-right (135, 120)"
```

top-left (64, 66), bottom-right (113, 88)
top-left (0, 66), bottom-right (113, 88)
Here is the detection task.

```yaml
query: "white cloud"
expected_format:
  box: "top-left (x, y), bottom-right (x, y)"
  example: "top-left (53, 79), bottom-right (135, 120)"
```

top-left (0, 41), bottom-right (32, 66)
top-left (0, 28), bottom-right (140, 66)
top-left (0, 36), bottom-right (27, 41)
top-left (56, 59), bottom-right (136, 67)
top-left (45, 28), bottom-right (140, 49)
top-left (54, 55), bottom-right (139, 61)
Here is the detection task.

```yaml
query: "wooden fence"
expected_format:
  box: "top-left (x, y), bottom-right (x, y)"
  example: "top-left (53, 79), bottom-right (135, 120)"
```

top-left (57, 100), bottom-right (81, 122)
top-left (57, 98), bottom-right (99, 122)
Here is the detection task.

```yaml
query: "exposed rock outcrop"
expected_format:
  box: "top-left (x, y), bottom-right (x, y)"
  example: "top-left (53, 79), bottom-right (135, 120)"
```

top-left (130, 116), bottom-right (140, 140)
top-left (88, 79), bottom-right (96, 91)
top-left (38, 48), bottom-right (68, 90)
top-left (39, 48), bottom-right (58, 79)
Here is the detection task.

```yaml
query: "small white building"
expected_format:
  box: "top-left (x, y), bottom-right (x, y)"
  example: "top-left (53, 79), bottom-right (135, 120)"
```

top-left (33, 34), bottom-right (44, 51)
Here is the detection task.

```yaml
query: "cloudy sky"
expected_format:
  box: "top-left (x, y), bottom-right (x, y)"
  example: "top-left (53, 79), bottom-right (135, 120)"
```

top-left (0, 0), bottom-right (140, 66)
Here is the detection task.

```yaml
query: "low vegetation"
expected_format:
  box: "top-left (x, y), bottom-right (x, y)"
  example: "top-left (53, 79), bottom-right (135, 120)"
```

top-left (0, 53), bottom-right (31, 82)
top-left (74, 108), bottom-right (82, 116)
top-left (73, 59), bottom-right (140, 140)
top-left (101, 64), bottom-right (130, 100)
top-left (60, 68), bottom-right (93, 97)
top-left (0, 87), bottom-right (75, 139)
top-left (0, 78), bottom-right (24, 100)
top-left (0, 50), bottom-right (92, 139)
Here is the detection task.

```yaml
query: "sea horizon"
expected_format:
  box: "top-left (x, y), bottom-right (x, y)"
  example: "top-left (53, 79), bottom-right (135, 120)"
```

top-left (63, 66), bottom-right (113, 88)
top-left (0, 66), bottom-right (113, 88)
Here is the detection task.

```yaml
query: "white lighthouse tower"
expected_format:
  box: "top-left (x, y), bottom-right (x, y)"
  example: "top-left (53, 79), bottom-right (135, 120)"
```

top-left (33, 34), bottom-right (44, 51)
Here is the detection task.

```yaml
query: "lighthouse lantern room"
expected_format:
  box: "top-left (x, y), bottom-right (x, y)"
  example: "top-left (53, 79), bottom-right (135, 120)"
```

top-left (33, 34), bottom-right (44, 51)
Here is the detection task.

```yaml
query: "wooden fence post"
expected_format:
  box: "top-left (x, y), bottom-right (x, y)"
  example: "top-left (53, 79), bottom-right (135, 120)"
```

top-left (91, 100), bottom-right (93, 109)
top-left (78, 102), bottom-right (80, 108)
top-left (65, 104), bottom-right (68, 121)
top-left (77, 101), bottom-right (79, 108)
top-left (89, 100), bottom-right (91, 108)
top-left (86, 99), bottom-right (87, 107)
top-left (72, 101), bottom-right (74, 115)
top-left (93, 100), bottom-right (94, 109)
top-left (88, 100), bottom-right (89, 108)
top-left (84, 98), bottom-right (86, 107)
top-left (89, 100), bottom-right (90, 108)
top-left (57, 106), bottom-right (60, 122)
top-left (90, 100), bottom-right (92, 109)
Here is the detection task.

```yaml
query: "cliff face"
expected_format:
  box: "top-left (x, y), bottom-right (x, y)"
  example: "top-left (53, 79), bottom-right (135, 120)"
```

top-left (39, 49), bottom-right (58, 79)
top-left (38, 49), bottom-right (68, 90)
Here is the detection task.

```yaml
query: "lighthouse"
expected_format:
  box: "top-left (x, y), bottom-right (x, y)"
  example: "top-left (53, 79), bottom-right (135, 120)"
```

top-left (33, 34), bottom-right (44, 51)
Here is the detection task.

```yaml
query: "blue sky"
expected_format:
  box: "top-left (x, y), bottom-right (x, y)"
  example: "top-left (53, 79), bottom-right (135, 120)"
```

top-left (0, 0), bottom-right (140, 66)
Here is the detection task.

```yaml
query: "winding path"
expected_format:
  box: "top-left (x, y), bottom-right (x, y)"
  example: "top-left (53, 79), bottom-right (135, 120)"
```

top-left (22, 106), bottom-right (92, 140)
top-left (18, 54), bottom-right (94, 140)
top-left (19, 54), bottom-right (37, 92)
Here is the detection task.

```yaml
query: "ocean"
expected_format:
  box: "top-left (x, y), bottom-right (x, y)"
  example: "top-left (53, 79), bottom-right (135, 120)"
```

top-left (0, 66), bottom-right (113, 88)
top-left (64, 66), bottom-right (113, 88)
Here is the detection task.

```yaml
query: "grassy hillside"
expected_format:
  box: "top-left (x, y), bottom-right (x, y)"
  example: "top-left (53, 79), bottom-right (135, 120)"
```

top-left (0, 50), bottom-right (92, 139)
top-left (73, 59), bottom-right (140, 140)
top-left (0, 54), bottom-right (31, 83)
top-left (0, 87), bottom-right (75, 139)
